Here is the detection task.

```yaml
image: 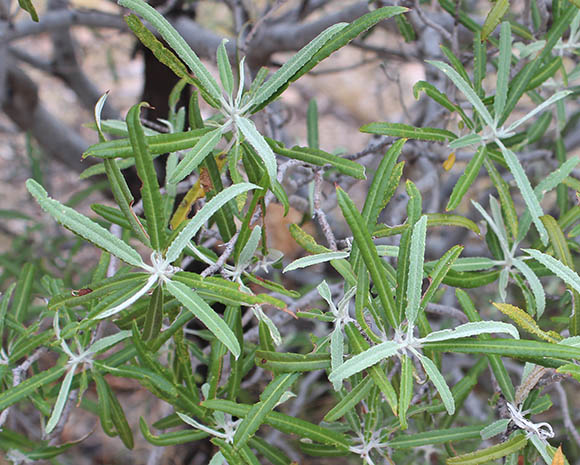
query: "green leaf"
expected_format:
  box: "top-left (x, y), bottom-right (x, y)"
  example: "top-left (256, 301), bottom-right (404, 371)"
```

top-left (11, 263), bottom-right (36, 327)
top-left (484, 157), bottom-right (519, 240)
top-left (165, 182), bottom-right (258, 263)
top-left (217, 39), bottom-right (234, 95)
top-left (399, 355), bottom-right (413, 430)
top-left (480, 419), bottom-right (511, 440)
top-left (524, 248), bottom-right (580, 295)
top-left (328, 341), bottom-right (401, 387)
top-left (512, 258), bottom-right (546, 318)
top-left (250, 23), bottom-right (347, 109)
top-left (233, 373), bottom-right (298, 449)
top-left (422, 321), bottom-right (519, 342)
top-left (498, 143), bottom-right (548, 245)
top-left (283, 251), bottom-right (350, 273)
top-left (505, 90), bottom-right (572, 134)
top-left (255, 351), bottom-right (330, 372)
top-left (84, 128), bottom-right (212, 159)
top-left (26, 179), bottom-right (144, 268)
top-left (427, 60), bottom-right (494, 127)
top-left (388, 425), bottom-right (483, 448)
top-left (360, 122), bottom-right (456, 142)
top-left (142, 285), bottom-right (164, 341)
top-left (238, 117), bottom-right (277, 184)
top-left (307, 99), bottom-right (319, 149)
top-left (494, 22), bottom-right (512, 120)
top-left (45, 368), bottom-right (75, 434)
top-left (447, 433), bottom-right (527, 465)
top-left (118, 0), bottom-right (222, 103)
top-left (166, 280), bottom-right (240, 358)
top-left (449, 257), bottom-right (496, 272)
top-left (336, 187), bottom-right (397, 328)
top-left (168, 128), bottom-right (223, 185)
top-left (425, 338), bottom-right (580, 363)
top-left (415, 351), bottom-right (455, 414)
top-left (127, 103), bottom-right (166, 250)
top-left (0, 365), bottom-right (66, 412)
top-left (447, 146), bottom-right (486, 211)
top-left (267, 139), bottom-right (366, 179)
top-left (203, 399), bottom-right (351, 450)
top-left (18, 0), bottom-right (38, 21)
top-left (413, 81), bottom-right (473, 129)
top-left (406, 215), bottom-right (427, 327)
top-left (324, 376), bottom-right (373, 422)
top-left (140, 417), bottom-right (208, 446)
top-left (482, 0), bottom-right (509, 41)
top-left (448, 133), bottom-right (483, 150)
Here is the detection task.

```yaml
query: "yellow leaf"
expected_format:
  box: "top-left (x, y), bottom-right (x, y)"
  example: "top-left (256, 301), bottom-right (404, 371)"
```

top-left (443, 152), bottom-right (456, 171)
top-left (551, 445), bottom-right (564, 465)
top-left (492, 303), bottom-right (561, 343)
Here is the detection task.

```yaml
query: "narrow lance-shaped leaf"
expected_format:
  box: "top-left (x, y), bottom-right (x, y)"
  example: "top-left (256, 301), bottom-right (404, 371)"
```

top-left (399, 355), bottom-right (413, 430)
top-left (250, 23), bottom-right (347, 109)
top-left (45, 368), bottom-right (76, 434)
top-left (328, 341), bottom-right (401, 387)
top-left (447, 146), bottom-right (486, 211)
top-left (427, 60), bottom-right (494, 127)
top-left (482, 0), bottom-right (509, 41)
top-left (283, 251), bottom-right (350, 273)
top-left (165, 182), bottom-right (259, 263)
top-left (524, 249), bottom-right (580, 295)
top-left (330, 326), bottom-right (344, 391)
top-left (26, 179), bottom-right (144, 268)
top-left (118, 0), bottom-right (222, 103)
top-left (406, 215), bottom-right (427, 328)
top-left (447, 433), bottom-right (528, 465)
top-left (127, 103), bottom-right (166, 251)
top-left (420, 321), bottom-right (519, 342)
top-left (237, 117), bottom-right (277, 184)
top-left (360, 122), bottom-right (457, 142)
top-left (414, 351), bottom-right (455, 414)
top-left (494, 22), bottom-right (512, 121)
top-left (512, 258), bottom-right (546, 318)
top-left (168, 128), bottom-right (223, 185)
top-left (166, 280), bottom-right (240, 358)
top-left (217, 39), bottom-right (234, 96)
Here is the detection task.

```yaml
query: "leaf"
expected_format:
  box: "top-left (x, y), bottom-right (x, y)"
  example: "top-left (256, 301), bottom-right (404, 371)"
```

top-left (360, 122), bottom-right (457, 142)
top-left (336, 187), bottom-right (397, 328)
top-left (494, 22), bottom-right (512, 120)
top-left (11, 263), bottom-right (36, 326)
top-left (492, 303), bottom-right (559, 343)
top-left (233, 373), bottom-right (298, 449)
top-left (237, 117), bottom-right (277, 184)
top-left (18, 0), bottom-right (38, 21)
top-left (399, 355), bottom-right (413, 430)
top-left (450, 257), bottom-right (496, 272)
top-left (45, 367), bottom-right (75, 434)
top-left (551, 445), bottom-right (564, 465)
top-left (203, 399), bottom-right (351, 450)
top-left (323, 376), bottom-right (373, 422)
top-left (165, 182), bottom-right (258, 263)
top-left (140, 417), bottom-right (208, 446)
top-left (250, 23), bottom-right (347, 109)
top-left (168, 128), bottom-right (223, 185)
top-left (425, 338), bottom-right (580, 363)
top-left (84, 128), bottom-right (212, 159)
top-left (421, 321), bottom-right (519, 342)
top-left (482, 0), bottom-right (509, 41)
top-left (480, 419), bottom-right (511, 440)
top-left (447, 433), bottom-right (527, 465)
top-left (448, 134), bottom-right (483, 150)
top-left (447, 146), bottom-right (486, 211)
top-left (497, 143), bottom-right (548, 245)
top-left (217, 39), bottom-right (234, 95)
top-left (143, 285), bottom-right (164, 341)
top-left (255, 351), bottom-right (330, 372)
top-left (267, 140), bottom-right (365, 179)
top-left (388, 425), bottom-right (483, 449)
top-left (413, 81), bottom-right (473, 128)
top-left (0, 366), bottom-right (66, 412)
top-left (427, 60), bottom-right (494, 127)
top-left (415, 351), bottom-right (455, 414)
top-left (127, 103), bottom-right (166, 250)
top-left (506, 91), bottom-right (572, 134)
top-left (26, 179), bottom-right (145, 268)
top-left (307, 100), bottom-right (319, 149)
top-left (118, 0), bottom-right (222, 103)
top-left (166, 280), bottom-right (240, 358)
top-left (406, 215), bottom-right (427, 327)
top-left (328, 341), bottom-right (401, 387)
top-left (512, 258), bottom-right (546, 318)
top-left (524, 249), bottom-right (580, 295)
top-left (283, 251), bottom-right (350, 273)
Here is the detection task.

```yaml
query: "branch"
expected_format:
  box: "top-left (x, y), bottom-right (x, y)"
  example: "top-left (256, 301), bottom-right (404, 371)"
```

top-left (2, 64), bottom-right (93, 172)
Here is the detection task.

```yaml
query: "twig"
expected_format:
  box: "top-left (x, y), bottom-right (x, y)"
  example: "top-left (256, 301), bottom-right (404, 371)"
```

top-left (201, 231), bottom-right (240, 278)
top-left (313, 169), bottom-right (337, 251)
top-left (554, 382), bottom-right (580, 448)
